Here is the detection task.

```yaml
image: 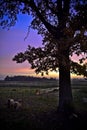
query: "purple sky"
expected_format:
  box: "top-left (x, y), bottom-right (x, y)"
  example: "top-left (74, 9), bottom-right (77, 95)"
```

top-left (0, 14), bottom-right (44, 79)
top-left (0, 14), bottom-right (84, 80)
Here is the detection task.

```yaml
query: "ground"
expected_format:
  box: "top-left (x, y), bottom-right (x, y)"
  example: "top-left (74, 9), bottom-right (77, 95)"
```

top-left (0, 79), bottom-right (87, 130)
top-left (0, 108), bottom-right (87, 130)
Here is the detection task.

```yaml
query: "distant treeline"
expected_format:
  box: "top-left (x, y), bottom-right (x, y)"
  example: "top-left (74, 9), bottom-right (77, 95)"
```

top-left (4, 75), bottom-right (56, 82)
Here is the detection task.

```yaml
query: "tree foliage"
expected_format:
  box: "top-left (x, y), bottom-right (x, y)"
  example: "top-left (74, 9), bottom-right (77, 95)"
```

top-left (0, 0), bottom-right (87, 77)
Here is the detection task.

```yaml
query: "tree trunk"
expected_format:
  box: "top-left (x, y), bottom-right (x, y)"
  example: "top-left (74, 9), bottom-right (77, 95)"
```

top-left (58, 49), bottom-right (73, 114)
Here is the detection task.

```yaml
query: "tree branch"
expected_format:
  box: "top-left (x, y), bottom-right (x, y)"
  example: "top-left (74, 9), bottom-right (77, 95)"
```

top-left (63, 0), bottom-right (70, 19)
top-left (57, 0), bottom-right (63, 23)
top-left (29, 1), bottom-right (57, 35)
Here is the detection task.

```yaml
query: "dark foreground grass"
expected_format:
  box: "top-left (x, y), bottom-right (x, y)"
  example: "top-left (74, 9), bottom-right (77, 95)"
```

top-left (0, 80), bottom-right (87, 130)
top-left (0, 107), bottom-right (87, 130)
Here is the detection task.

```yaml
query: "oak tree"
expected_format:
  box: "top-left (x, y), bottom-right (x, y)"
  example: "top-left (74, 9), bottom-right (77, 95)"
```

top-left (0, 0), bottom-right (87, 113)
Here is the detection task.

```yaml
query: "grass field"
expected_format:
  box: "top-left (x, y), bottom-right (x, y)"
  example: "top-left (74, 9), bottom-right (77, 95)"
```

top-left (0, 79), bottom-right (87, 130)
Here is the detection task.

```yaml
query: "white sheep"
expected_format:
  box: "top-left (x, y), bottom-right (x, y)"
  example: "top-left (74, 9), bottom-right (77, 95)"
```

top-left (7, 98), bottom-right (22, 110)
top-left (36, 89), bottom-right (40, 95)
top-left (14, 101), bottom-right (22, 110)
top-left (7, 98), bottom-right (14, 108)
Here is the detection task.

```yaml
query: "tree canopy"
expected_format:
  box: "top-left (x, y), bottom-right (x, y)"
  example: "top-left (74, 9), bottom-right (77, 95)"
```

top-left (0, 0), bottom-right (87, 77)
top-left (1, 0), bottom-right (87, 112)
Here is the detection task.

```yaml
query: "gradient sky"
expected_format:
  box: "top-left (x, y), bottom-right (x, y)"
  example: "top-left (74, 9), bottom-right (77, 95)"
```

top-left (0, 14), bottom-right (43, 79)
top-left (0, 14), bottom-right (84, 80)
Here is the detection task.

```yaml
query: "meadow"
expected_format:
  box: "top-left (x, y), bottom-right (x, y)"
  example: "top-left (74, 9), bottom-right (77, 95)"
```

top-left (0, 79), bottom-right (87, 130)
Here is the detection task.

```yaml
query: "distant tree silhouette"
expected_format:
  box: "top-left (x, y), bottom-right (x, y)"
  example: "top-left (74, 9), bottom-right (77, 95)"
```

top-left (0, 0), bottom-right (87, 113)
top-left (4, 75), bottom-right (56, 82)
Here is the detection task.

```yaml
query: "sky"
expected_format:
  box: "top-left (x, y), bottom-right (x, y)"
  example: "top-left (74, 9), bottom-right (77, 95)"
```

top-left (0, 14), bottom-right (59, 79)
top-left (0, 14), bottom-right (84, 80)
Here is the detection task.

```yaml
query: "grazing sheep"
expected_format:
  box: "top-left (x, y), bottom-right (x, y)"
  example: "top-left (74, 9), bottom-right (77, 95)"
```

top-left (7, 98), bottom-right (14, 108)
top-left (14, 101), bottom-right (22, 110)
top-left (36, 89), bottom-right (40, 95)
top-left (7, 98), bottom-right (22, 110)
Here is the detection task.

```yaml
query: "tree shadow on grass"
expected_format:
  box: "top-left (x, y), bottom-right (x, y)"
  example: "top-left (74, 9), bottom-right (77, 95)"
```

top-left (0, 108), bottom-right (87, 130)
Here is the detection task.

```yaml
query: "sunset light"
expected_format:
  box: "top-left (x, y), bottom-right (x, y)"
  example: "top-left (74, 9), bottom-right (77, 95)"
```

top-left (0, 14), bottom-right (86, 80)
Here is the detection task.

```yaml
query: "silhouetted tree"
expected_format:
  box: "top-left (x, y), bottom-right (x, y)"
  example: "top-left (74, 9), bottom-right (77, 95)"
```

top-left (4, 75), bottom-right (56, 82)
top-left (0, 0), bottom-right (87, 113)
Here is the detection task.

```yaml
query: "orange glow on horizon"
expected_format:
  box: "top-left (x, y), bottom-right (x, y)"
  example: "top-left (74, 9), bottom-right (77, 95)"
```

top-left (0, 60), bottom-right (84, 79)
top-left (0, 54), bottom-right (85, 79)
top-left (7, 68), bottom-right (83, 79)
